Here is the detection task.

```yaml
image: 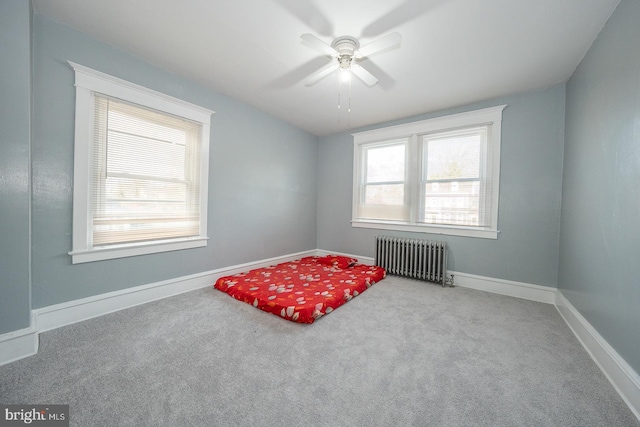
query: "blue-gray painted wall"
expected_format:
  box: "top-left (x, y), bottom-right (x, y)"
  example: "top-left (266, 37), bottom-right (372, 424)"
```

top-left (317, 86), bottom-right (566, 288)
top-left (560, 0), bottom-right (640, 373)
top-left (30, 14), bottom-right (318, 308)
top-left (0, 0), bottom-right (32, 334)
top-left (3, 0), bottom-right (637, 382)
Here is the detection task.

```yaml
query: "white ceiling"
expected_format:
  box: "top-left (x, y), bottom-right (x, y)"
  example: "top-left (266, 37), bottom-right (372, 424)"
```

top-left (32, 0), bottom-right (620, 136)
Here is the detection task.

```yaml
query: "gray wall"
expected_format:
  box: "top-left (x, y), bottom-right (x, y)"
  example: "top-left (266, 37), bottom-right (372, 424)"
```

top-left (29, 14), bottom-right (318, 308)
top-left (0, 0), bottom-right (32, 334)
top-left (318, 86), bottom-right (566, 288)
top-left (6, 1), bottom-right (637, 381)
top-left (560, 0), bottom-right (640, 373)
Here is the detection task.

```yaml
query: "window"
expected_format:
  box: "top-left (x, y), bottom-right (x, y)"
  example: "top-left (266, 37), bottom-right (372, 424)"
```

top-left (359, 139), bottom-right (408, 221)
top-left (68, 62), bottom-right (213, 263)
top-left (352, 105), bottom-right (505, 239)
top-left (421, 127), bottom-right (485, 227)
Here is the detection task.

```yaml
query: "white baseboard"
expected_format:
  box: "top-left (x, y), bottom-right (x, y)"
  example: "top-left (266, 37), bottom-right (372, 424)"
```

top-left (448, 270), bottom-right (639, 421)
top-left (555, 291), bottom-right (640, 421)
top-left (3, 248), bottom-right (639, 423)
top-left (34, 270), bottom-right (214, 333)
top-left (451, 271), bottom-right (558, 304)
top-left (0, 317), bottom-right (38, 367)
top-left (34, 250), bottom-right (315, 333)
top-left (316, 250), bottom-right (557, 305)
top-left (1, 250), bottom-right (315, 366)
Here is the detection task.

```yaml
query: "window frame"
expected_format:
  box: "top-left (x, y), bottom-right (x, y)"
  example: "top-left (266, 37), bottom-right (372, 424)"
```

top-left (68, 61), bottom-right (214, 264)
top-left (352, 105), bottom-right (506, 239)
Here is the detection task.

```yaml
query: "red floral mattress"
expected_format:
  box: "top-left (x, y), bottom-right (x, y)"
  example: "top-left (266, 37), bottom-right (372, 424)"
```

top-left (214, 256), bottom-right (386, 323)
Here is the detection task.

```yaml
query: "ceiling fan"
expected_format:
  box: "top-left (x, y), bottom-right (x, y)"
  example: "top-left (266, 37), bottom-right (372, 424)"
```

top-left (300, 32), bottom-right (402, 87)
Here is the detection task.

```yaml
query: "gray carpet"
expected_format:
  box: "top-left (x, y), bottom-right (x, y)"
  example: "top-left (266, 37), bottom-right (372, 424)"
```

top-left (1, 275), bottom-right (638, 426)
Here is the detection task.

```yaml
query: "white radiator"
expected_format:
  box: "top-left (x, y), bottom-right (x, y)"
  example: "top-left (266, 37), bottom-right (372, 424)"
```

top-left (375, 236), bottom-right (450, 286)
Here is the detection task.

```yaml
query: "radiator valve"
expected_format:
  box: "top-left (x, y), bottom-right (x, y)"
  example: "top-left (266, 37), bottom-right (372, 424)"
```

top-left (445, 274), bottom-right (455, 287)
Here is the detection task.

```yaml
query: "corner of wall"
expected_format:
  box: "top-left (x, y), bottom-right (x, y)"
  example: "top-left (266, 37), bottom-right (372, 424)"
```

top-left (555, 291), bottom-right (640, 421)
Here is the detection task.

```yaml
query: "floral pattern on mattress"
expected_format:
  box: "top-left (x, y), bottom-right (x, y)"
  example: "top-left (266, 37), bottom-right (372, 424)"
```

top-left (213, 256), bottom-right (386, 323)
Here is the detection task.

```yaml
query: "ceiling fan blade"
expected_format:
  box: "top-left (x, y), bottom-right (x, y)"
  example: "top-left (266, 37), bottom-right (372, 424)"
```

top-left (275, 0), bottom-right (333, 36)
top-left (305, 62), bottom-right (339, 86)
top-left (361, 0), bottom-right (446, 38)
top-left (357, 32), bottom-right (402, 58)
top-left (266, 57), bottom-right (338, 89)
top-left (351, 64), bottom-right (378, 87)
top-left (355, 60), bottom-right (396, 90)
top-left (301, 33), bottom-right (337, 57)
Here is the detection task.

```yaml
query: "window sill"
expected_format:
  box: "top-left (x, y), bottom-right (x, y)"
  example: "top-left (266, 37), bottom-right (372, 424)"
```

top-left (351, 220), bottom-right (498, 239)
top-left (69, 237), bottom-right (209, 264)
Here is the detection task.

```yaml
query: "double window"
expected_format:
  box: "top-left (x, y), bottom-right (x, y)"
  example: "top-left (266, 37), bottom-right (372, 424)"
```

top-left (352, 105), bottom-right (505, 239)
top-left (69, 62), bottom-right (213, 263)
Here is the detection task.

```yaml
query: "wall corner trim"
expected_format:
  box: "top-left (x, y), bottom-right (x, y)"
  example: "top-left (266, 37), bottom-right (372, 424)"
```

top-left (555, 291), bottom-right (640, 421)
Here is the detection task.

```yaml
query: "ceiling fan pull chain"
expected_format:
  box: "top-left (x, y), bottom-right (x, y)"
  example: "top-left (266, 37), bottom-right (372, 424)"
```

top-left (338, 73), bottom-right (344, 110)
top-left (348, 78), bottom-right (352, 113)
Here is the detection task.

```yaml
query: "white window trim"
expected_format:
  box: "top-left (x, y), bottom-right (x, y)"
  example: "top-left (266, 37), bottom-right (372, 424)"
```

top-left (68, 61), bottom-right (214, 263)
top-left (352, 105), bottom-right (506, 239)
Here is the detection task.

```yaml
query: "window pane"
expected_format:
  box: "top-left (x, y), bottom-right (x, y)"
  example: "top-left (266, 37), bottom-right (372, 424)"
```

top-left (365, 183), bottom-right (404, 205)
top-left (103, 177), bottom-right (190, 211)
top-left (107, 131), bottom-right (186, 180)
top-left (366, 143), bottom-right (405, 182)
top-left (423, 180), bottom-right (480, 226)
top-left (425, 133), bottom-right (480, 180)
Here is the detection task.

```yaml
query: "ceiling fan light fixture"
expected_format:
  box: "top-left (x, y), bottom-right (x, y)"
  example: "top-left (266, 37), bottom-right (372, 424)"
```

top-left (301, 32), bottom-right (401, 88)
top-left (339, 68), bottom-right (351, 83)
top-left (338, 55), bottom-right (352, 70)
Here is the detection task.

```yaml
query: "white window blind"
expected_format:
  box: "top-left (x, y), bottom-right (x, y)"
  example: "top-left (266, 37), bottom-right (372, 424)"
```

top-left (69, 61), bottom-right (213, 263)
top-left (92, 95), bottom-right (202, 246)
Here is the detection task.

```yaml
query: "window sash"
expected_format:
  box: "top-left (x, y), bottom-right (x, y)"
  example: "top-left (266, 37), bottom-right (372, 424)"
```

top-left (91, 95), bottom-right (202, 247)
top-left (357, 139), bottom-right (408, 221)
top-left (419, 127), bottom-right (489, 228)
